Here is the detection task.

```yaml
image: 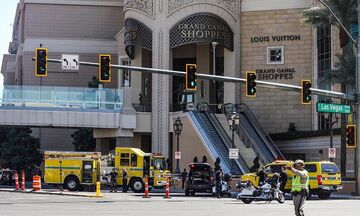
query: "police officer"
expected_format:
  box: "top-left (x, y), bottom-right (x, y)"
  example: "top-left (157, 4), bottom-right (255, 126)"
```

top-left (215, 168), bottom-right (223, 198)
top-left (181, 169), bottom-right (188, 190)
top-left (122, 167), bottom-right (129, 193)
top-left (286, 159), bottom-right (309, 216)
top-left (109, 168), bottom-right (118, 193)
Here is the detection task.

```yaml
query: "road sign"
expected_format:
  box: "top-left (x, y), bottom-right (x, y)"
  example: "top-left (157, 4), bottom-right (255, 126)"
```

top-left (229, 148), bottom-right (238, 159)
top-left (316, 102), bottom-right (351, 114)
top-left (175, 151), bottom-right (181, 160)
top-left (62, 54), bottom-right (79, 70)
top-left (328, 148), bottom-right (336, 159)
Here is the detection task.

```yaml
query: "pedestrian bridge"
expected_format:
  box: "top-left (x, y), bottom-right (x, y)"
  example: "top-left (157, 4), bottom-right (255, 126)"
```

top-left (0, 85), bottom-right (123, 129)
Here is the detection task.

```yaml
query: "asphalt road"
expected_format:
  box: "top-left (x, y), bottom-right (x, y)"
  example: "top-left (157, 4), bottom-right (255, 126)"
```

top-left (0, 192), bottom-right (359, 216)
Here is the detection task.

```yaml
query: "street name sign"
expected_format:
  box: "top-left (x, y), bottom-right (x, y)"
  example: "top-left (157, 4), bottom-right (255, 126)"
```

top-left (316, 103), bottom-right (351, 114)
top-left (229, 148), bottom-right (239, 159)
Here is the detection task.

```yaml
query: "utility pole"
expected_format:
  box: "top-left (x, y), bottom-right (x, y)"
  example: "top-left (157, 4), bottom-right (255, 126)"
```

top-left (356, 0), bottom-right (360, 196)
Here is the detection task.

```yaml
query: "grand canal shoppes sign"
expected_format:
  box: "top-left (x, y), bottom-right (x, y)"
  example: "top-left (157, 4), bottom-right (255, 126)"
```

top-left (170, 13), bottom-right (234, 51)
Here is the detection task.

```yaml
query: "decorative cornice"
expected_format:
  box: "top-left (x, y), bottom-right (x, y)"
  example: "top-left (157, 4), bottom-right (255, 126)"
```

top-left (168, 0), bottom-right (239, 18)
top-left (124, 0), bottom-right (154, 18)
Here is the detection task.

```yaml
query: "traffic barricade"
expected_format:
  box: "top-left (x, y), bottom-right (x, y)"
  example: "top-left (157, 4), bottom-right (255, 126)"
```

top-left (32, 175), bottom-right (41, 191)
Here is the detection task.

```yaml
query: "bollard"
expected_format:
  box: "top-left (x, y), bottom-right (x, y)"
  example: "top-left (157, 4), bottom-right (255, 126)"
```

top-left (95, 182), bottom-right (103, 197)
top-left (21, 170), bottom-right (25, 191)
top-left (163, 176), bottom-right (170, 199)
top-left (142, 175), bottom-right (150, 198)
top-left (32, 176), bottom-right (41, 191)
top-left (14, 173), bottom-right (19, 191)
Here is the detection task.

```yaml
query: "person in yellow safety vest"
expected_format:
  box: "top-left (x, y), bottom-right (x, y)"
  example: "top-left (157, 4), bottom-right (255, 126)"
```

top-left (286, 159), bottom-right (309, 216)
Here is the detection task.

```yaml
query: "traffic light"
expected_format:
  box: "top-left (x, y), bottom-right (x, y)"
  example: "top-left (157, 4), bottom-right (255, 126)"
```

top-left (346, 125), bottom-right (356, 148)
top-left (301, 80), bottom-right (312, 104)
top-left (99, 54), bottom-right (111, 83)
top-left (246, 71), bottom-right (256, 97)
top-left (186, 64), bottom-right (197, 91)
top-left (35, 48), bottom-right (48, 77)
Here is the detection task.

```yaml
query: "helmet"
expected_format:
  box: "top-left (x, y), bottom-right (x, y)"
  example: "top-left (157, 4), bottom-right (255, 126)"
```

top-left (293, 159), bottom-right (305, 167)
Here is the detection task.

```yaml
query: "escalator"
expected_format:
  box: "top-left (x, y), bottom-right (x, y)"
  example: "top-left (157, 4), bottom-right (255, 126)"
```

top-left (224, 103), bottom-right (284, 164)
top-left (187, 103), bottom-right (249, 175)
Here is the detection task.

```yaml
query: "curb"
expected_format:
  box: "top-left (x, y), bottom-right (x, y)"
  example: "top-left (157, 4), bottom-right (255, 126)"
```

top-left (0, 189), bottom-right (105, 198)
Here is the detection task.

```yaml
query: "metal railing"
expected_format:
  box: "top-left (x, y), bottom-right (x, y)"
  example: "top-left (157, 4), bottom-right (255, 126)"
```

top-left (0, 85), bottom-right (123, 111)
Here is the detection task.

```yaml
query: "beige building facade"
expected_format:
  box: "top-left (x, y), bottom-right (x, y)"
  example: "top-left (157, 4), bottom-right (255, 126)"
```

top-left (2, 0), bottom-right (354, 175)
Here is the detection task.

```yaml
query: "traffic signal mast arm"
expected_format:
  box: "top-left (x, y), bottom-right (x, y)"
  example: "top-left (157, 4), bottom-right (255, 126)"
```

top-left (40, 57), bottom-right (356, 102)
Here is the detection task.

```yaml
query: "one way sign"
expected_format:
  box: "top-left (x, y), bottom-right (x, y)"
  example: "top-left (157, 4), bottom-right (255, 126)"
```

top-left (62, 54), bottom-right (79, 71)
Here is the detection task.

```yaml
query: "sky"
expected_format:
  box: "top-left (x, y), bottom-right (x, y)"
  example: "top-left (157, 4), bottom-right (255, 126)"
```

top-left (0, 1), bottom-right (19, 89)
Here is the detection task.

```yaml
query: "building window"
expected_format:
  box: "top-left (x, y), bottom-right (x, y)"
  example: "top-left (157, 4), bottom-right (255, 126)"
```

top-left (317, 26), bottom-right (331, 130)
top-left (267, 46), bottom-right (284, 64)
top-left (317, 26), bottom-right (331, 82)
top-left (122, 59), bottom-right (131, 87)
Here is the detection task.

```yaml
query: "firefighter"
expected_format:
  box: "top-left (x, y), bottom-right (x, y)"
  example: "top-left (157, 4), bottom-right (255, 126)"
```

top-left (122, 167), bottom-right (129, 193)
top-left (286, 159), bottom-right (309, 216)
top-left (109, 168), bottom-right (118, 193)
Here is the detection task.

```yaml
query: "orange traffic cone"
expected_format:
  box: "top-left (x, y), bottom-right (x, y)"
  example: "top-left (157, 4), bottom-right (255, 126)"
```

top-left (21, 170), bottom-right (25, 191)
top-left (164, 176), bottom-right (170, 199)
top-left (142, 175), bottom-right (150, 198)
top-left (14, 172), bottom-right (19, 191)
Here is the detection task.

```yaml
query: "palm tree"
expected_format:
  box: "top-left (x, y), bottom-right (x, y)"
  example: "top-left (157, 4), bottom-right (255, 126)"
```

top-left (303, 0), bottom-right (357, 176)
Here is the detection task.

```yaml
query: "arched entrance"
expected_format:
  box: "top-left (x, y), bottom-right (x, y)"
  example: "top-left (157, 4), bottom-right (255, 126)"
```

top-left (169, 13), bottom-right (233, 112)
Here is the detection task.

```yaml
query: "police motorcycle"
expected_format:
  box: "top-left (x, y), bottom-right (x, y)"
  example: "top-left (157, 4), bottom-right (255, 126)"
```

top-left (236, 173), bottom-right (285, 204)
top-left (212, 173), bottom-right (232, 197)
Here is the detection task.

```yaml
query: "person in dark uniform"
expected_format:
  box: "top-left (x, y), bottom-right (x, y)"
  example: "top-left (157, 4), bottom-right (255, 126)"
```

top-left (109, 168), bottom-right (118, 193)
top-left (122, 167), bottom-right (129, 193)
top-left (181, 168), bottom-right (188, 190)
top-left (215, 168), bottom-right (223, 198)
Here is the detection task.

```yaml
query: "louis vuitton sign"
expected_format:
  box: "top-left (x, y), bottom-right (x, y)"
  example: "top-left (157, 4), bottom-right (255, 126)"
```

top-left (170, 13), bottom-right (234, 51)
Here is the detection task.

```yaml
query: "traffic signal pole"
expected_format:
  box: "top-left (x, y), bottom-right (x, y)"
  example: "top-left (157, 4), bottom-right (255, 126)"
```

top-left (39, 57), bottom-right (356, 101)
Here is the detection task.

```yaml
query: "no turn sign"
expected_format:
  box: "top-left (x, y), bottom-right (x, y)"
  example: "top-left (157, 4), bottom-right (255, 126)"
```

top-left (328, 148), bottom-right (336, 159)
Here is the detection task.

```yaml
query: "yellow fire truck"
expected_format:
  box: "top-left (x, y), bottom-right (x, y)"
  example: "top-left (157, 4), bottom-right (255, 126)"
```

top-left (44, 151), bottom-right (101, 191)
top-left (44, 147), bottom-right (170, 192)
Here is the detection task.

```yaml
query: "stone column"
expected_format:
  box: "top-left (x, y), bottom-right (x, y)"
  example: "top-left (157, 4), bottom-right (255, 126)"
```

top-left (151, 0), bottom-right (170, 157)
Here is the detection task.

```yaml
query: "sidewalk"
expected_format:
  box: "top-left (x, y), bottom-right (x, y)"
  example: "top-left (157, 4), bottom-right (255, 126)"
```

top-left (0, 188), bottom-right (104, 198)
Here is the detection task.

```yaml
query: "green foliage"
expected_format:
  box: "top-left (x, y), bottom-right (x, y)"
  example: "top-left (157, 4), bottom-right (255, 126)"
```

top-left (88, 76), bottom-right (100, 88)
top-left (303, 0), bottom-right (357, 89)
top-left (0, 128), bottom-right (42, 173)
top-left (71, 128), bottom-right (96, 151)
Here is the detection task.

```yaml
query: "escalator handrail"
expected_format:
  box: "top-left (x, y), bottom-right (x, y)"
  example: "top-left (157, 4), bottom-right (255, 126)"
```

top-left (223, 103), bottom-right (273, 163)
top-left (236, 103), bottom-right (284, 159)
top-left (197, 102), bottom-right (249, 173)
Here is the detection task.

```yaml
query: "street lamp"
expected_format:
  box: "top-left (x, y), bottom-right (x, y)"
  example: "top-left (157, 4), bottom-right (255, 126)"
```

top-left (173, 116), bottom-right (183, 174)
top-left (228, 112), bottom-right (240, 174)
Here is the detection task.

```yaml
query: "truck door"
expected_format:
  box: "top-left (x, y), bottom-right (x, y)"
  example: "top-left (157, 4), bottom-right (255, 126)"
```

top-left (143, 156), bottom-right (150, 177)
top-left (82, 161), bottom-right (93, 183)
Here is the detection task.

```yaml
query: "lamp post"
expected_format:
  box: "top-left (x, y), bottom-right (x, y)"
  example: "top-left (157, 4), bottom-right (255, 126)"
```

top-left (227, 112), bottom-right (240, 174)
top-left (173, 116), bottom-right (183, 174)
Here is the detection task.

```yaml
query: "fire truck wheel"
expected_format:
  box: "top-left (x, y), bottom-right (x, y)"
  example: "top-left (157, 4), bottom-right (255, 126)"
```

top-left (131, 178), bottom-right (144, 193)
top-left (64, 176), bottom-right (80, 191)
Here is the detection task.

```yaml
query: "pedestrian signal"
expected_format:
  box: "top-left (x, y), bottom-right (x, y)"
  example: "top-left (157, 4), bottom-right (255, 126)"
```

top-left (99, 54), bottom-right (111, 83)
top-left (246, 71), bottom-right (256, 97)
top-left (35, 48), bottom-right (48, 77)
top-left (186, 64), bottom-right (197, 91)
top-left (301, 80), bottom-right (312, 104)
top-left (346, 125), bottom-right (356, 148)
